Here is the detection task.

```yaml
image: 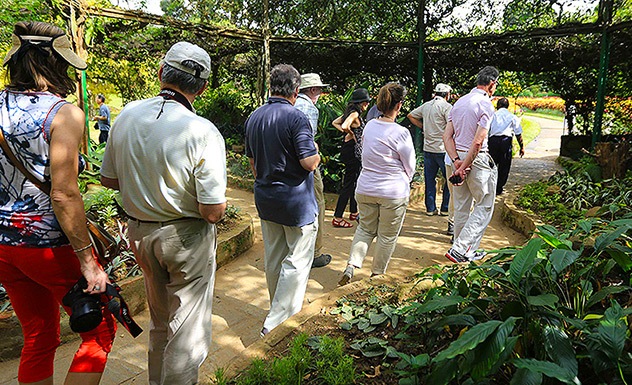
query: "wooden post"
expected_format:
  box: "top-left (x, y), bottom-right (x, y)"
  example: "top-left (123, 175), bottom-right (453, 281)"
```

top-left (257, 0), bottom-right (270, 105)
top-left (67, 0), bottom-right (90, 155)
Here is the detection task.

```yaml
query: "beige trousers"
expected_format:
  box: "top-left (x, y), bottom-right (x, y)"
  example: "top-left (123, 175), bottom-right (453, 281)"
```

top-left (347, 194), bottom-right (409, 275)
top-left (452, 151), bottom-right (498, 258)
top-left (128, 218), bottom-right (216, 385)
top-left (313, 168), bottom-right (325, 256)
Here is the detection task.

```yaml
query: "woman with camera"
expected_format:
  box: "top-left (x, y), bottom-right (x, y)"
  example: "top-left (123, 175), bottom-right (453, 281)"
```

top-left (338, 83), bottom-right (416, 285)
top-left (0, 22), bottom-right (116, 384)
top-left (331, 88), bottom-right (371, 228)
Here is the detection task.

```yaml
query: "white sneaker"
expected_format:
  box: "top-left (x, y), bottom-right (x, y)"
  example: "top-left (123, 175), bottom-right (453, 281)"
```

top-left (469, 250), bottom-right (487, 261)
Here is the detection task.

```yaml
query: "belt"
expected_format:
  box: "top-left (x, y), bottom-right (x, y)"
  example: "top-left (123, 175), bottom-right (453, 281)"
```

top-left (127, 215), bottom-right (199, 226)
top-left (456, 149), bottom-right (488, 153)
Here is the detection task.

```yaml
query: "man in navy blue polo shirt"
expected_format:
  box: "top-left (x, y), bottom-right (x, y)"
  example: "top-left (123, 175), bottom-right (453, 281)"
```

top-left (245, 64), bottom-right (321, 336)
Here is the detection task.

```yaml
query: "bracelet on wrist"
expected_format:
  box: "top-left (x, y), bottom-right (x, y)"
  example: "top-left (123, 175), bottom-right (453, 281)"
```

top-left (73, 244), bottom-right (92, 253)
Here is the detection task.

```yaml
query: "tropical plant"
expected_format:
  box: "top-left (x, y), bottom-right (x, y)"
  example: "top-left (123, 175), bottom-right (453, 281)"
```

top-left (328, 219), bottom-right (632, 384)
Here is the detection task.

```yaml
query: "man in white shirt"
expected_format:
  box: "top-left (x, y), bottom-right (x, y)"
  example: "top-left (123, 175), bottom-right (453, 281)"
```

top-left (443, 66), bottom-right (499, 263)
top-left (408, 83), bottom-right (453, 217)
top-left (488, 97), bottom-right (525, 195)
top-left (101, 42), bottom-right (227, 385)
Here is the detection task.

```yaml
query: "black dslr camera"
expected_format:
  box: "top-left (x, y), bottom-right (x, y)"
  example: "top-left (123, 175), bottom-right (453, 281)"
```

top-left (448, 174), bottom-right (463, 185)
top-left (62, 277), bottom-right (143, 337)
top-left (62, 277), bottom-right (103, 333)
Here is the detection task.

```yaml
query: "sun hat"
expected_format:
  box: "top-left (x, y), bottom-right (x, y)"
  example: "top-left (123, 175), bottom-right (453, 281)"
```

top-left (434, 83), bottom-right (452, 93)
top-left (300, 73), bottom-right (329, 89)
top-left (162, 41), bottom-right (211, 80)
top-left (350, 88), bottom-right (371, 103)
top-left (3, 33), bottom-right (87, 70)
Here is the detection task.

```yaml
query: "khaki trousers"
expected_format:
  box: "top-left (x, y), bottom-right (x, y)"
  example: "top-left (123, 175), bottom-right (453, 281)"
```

top-left (348, 194), bottom-right (409, 275)
top-left (313, 168), bottom-right (325, 256)
top-left (261, 219), bottom-right (317, 331)
top-left (128, 218), bottom-right (216, 385)
top-left (452, 151), bottom-right (498, 258)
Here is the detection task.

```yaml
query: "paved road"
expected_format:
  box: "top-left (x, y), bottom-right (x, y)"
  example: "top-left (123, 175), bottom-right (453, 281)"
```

top-left (505, 115), bottom-right (564, 191)
top-left (0, 116), bottom-right (564, 385)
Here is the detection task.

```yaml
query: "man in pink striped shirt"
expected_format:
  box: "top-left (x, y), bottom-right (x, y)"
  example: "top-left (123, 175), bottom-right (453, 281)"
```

top-left (443, 66), bottom-right (499, 263)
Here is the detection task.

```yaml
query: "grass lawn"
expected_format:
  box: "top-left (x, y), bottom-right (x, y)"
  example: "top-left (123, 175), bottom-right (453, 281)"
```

top-left (523, 111), bottom-right (565, 122)
top-left (514, 117), bottom-right (541, 154)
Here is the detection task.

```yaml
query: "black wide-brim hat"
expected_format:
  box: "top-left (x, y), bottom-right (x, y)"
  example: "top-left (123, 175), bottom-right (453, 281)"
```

top-left (350, 88), bottom-right (371, 103)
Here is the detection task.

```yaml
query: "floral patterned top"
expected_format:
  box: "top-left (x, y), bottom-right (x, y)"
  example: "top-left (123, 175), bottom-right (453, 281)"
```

top-left (0, 90), bottom-right (70, 247)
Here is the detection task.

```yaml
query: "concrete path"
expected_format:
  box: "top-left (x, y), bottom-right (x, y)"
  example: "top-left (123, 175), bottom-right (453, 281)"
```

top-left (0, 116), bottom-right (563, 385)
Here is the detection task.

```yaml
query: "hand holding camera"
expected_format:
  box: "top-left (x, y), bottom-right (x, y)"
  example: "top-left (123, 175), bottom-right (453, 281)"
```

top-left (448, 173), bottom-right (463, 185)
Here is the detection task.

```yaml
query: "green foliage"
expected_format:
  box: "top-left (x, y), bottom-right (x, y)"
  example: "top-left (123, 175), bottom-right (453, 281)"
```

top-left (225, 333), bottom-right (356, 385)
top-left (226, 151), bottom-right (253, 179)
top-left (315, 217), bottom-right (632, 384)
top-left (516, 156), bottom-right (632, 229)
top-left (194, 82), bottom-right (255, 143)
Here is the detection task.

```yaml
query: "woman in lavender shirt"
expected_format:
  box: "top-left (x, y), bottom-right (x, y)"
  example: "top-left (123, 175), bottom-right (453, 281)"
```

top-left (338, 83), bottom-right (416, 285)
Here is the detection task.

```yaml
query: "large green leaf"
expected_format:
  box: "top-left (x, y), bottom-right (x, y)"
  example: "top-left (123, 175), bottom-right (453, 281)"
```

top-left (509, 238), bottom-right (544, 286)
top-left (543, 326), bottom-right (578, 376)
top-left (433, 320), bottom-right (502, 363)
top-left (537, 229), bottom-right (571, 250)
top-left (549, 249), bottom-right (580, 274)
top-left (428, 314), bottom-right (476, 330)
top-left (410, 296), bottom-right (467, 314)
top-left (426, 357), bottom-right (459, 385)
top-left (510, 367), bottom-right (543, 385)
top-left (585, 285), bottom-right (631, 309)
top-left (594, 226), bottom-right (629, 254)
top-left (512, 359), bottom-right (580, 384)
top-left (527, 294), bottom-right (559, 309)
top-left (606, 249), bottom-right (632, 272)
top-left (470, 317), bottom-right (518, 379)
top-left (594, 302), bottom-right (627, 361)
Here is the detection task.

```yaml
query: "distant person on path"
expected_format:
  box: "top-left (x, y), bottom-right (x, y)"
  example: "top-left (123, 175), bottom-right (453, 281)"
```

top-left (294, 73), bottom-right (331, 268)
top-left (443, 66), bottom-right (499, 263)
top-left (489, 97), bottom-right (524, 195)
top-left (0, 21), bottom-right (116, 385)
top-left (331, 88), bottom-right (371, 228)
top-left (93, 94), bottom-right (111, 144)
top-left (101, 42), bottom-right (227, 385)
top-left (365, 103), bottom-right (381, 122)
top-left (408, 83), bottom-right (453, 217)
top-left (245, 64), bottom-right (320, 335)
top-left (339, 83), bottom-right (416, 285)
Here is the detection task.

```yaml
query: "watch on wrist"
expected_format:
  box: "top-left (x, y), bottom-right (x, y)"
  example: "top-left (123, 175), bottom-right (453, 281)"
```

top-left (453, 156), bottom-right (460, 163)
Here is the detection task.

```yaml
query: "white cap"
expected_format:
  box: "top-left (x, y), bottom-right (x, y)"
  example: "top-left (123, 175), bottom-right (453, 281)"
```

top-left (434, 83), bottom-right (452, 93)
top-left (162, 42), bottom-right (211, 80)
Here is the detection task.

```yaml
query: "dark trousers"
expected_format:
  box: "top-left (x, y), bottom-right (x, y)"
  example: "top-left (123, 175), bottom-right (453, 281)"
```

top-left (488, 135), bottom-right (513, 195)
top-left (424, 151), bottom-right (449, 213)
top-left (334, 140), bottom-right (361, 218)
top-left (99, 130), bottom-right (109, 144)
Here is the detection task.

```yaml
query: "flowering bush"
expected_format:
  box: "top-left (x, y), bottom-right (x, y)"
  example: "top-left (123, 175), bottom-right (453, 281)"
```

top-left (515, 96), bottom-right (565, 112)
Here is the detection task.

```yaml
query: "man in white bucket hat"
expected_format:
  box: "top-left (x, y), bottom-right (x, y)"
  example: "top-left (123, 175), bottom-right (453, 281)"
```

top-left (294, 73), bottom-right (331, 269)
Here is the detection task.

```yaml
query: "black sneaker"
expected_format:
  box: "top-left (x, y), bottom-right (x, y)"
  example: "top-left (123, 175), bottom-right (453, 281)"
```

top-left (311, 254), bottom-right (332, 268)
top-left (447, 222), bottom-right (454, 235)
top-left (445, 248), bottom-right (468, 263)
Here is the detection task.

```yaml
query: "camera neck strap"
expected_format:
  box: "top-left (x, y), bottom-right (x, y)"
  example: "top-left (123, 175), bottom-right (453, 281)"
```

top-left (104, 283), bottom-right (143, 338)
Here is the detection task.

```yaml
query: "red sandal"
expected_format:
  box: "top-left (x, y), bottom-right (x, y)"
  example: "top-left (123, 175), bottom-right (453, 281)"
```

top-left (332, 218), bottom-right (353, 228)
top-left (349, 212), bottom-right (360, 222)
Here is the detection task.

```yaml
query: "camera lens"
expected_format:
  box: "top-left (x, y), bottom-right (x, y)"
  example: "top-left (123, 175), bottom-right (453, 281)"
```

top-left (62, 278), bottom-right (103, 333)
top-left (68, 296), bottom-right (103, 333)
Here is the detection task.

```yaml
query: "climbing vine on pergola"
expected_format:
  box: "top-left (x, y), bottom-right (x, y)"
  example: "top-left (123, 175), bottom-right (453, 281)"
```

top-left (49, 0), bottom-right (630, 150)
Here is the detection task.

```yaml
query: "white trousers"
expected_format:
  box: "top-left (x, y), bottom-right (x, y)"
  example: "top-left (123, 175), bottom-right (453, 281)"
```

top-left (452, 151), bottom-right (498, 258)
top-left (348, 194), bottom-right (409, 275)
top-left (260, 219), bottom-right (317, 331)
top-left (446, 163), bottom-right (455, 224)
top-left (129, 218), bottom-right (216, 385)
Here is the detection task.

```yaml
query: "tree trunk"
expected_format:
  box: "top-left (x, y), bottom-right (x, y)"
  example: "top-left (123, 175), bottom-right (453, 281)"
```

top-left (594, 141), bottom-right (631, 179)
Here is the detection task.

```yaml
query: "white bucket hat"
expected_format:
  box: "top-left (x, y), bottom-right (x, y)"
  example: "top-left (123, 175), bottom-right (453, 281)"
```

top-left (434, 83), bottom-right (452, 93)
top-left (300, 73), bottom-right (329, 89)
